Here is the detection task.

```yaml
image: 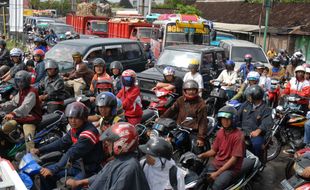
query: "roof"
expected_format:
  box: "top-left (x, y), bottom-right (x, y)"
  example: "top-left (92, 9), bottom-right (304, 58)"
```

top-left (165, 45), bottom-right (224, 52)
top-left (214, 22), bottom-right (264, 34)
top-left (59, 38), bottom-right (138, 46)
top-left (220, 39), bottom-right (260, 47)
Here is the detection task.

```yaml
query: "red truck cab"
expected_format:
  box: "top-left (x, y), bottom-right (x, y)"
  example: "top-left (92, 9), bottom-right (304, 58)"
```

top-left (130, 27), bottom-right (153, 43)
top-left (85, 20), bottom-right (108, 37)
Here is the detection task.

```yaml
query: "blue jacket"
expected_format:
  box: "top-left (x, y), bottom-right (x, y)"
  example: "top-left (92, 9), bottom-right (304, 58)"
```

top-left (35, 60), bottom-right (46, 84)
top-left (39, 122), bottom-right (104, 174)
top-left (239, 63), bottom-right (254, 80)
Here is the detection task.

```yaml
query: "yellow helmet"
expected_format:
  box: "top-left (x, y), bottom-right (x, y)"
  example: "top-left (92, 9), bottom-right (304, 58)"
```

top-left (188, 59), bottom-right (199, 70)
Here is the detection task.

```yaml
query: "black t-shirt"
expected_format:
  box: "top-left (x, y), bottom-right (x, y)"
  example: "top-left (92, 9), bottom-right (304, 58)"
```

top-left (162, 76), bottom-right (183, 96)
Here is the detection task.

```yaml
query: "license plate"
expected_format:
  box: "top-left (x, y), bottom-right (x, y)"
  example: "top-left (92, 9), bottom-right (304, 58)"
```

top-left (142, 95), bottom-right (157, 102)
top-left (280, 179), bottom-right (294, 190)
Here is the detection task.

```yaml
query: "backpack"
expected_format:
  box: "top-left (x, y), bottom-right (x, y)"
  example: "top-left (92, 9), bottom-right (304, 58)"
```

top-left (142, 160), bottom-right (178, 190)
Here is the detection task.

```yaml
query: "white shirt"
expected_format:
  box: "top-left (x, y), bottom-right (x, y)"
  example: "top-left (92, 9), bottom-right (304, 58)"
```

top-left (141, 158), bottom-right (186, 190)
top-left (183, 72), bottom-right (204, 89)
top-left (216, 69), bottom-right (238, 90)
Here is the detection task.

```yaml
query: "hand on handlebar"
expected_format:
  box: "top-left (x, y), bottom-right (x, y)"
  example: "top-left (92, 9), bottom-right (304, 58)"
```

top-left (196, 139), bottom-right (205, 147)
top-left (4, 113), bottom-right (14, 120)
top-left (30, 148), bottom-right (40, 155)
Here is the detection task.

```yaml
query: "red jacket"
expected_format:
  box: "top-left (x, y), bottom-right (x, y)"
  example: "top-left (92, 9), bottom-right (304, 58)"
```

top-left (283, 77), bottom-right (310, 104)
top-left (117, 86), bottom-right (143, 118)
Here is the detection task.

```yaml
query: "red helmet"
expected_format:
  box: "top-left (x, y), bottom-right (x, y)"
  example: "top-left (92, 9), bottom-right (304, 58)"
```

top-left (96, 79), bottom-right (113, 92)
top-left (122, 69), bottom-right (136, 78)
top-left (244, 54), bottom-right (252, 63)
top-left (34, 49), bottom-right (45, 58)
top-left (121, 69), bottom-right (136, 87)
top-left (100, 122), bottom-right (138, 155)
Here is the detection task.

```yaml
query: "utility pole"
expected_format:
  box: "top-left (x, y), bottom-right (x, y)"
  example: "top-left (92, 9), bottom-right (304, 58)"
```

top-left (263, 0), bottom-right (271, 52)
top-left (0, 2), bottom-right (7, 36)
top-left (148, 0), bottom-right (151, 15)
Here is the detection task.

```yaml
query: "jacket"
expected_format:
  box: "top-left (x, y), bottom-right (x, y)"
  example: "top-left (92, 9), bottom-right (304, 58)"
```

top-left (268, 67), bottom-right (286, 80)
top-left (88, 153), bottom-right (150, 190)
top-left (65, 62), bottom-right (94, 86)
top-left (9, 63), bottom-right (25, 78)
top-left (161, 96), bottom-right (208, 141)
top-left (283, 77), bottom-right (310, 104)
top-left (0, 48), bottom-right (10, 66)
top-left (111, 75), bottom-right (122, 95)
top-left (0, 86), bottom-right (42, 122)
top-left (117, 86), bottom-right (143, 118)
top-left (40, 74), bottom-right (66, 102)
top-left (34, 60), bottom-right (46, 84)
top-left (238, 101), bottom-right (273, 135)
top-left (39, 122), bottom-right (103, 175)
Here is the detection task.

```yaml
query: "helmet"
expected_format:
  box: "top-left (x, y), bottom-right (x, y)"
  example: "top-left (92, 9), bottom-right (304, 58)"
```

top-left (225, 60), bottom-right (235, 70)
top-left (163, 66), bottom-right (175, 76)
top-left (93, 58), bottom-right (106, 68)
top-left (139, 137), bottom-right (173, 160)
top-left (45, 60), bottom-right (59, 70)
top-left (14, 70), bottom-right (31, 89)
top-left (100, 122), bottom-right (138, 155)
top-left (0, 39), bottom-right (6, 47)
top-left (96, 92), bottom-right (117, 116)
top-left (217, 105), bottom-right (238, 128)
top-left (26, 60), bottom-right (35, 67)
top-left (10, 48), bottom-right (23, 57)
top-left (65, 102), bottom-right (89, 120)
top-left (65, 31), bottom-right (72, 36)
top-left (254, 62), bottom-right (264, 69)
top-left (245, 85), bottom-right (264, 101)
top-left (34, 37), bottom-right (42, 43)
top-left (272, 57), bottom-right (281, 66)
top-left (121, 69), bottom-right (136, 87)
top-left (144, 43), bottom-right (151, 50)
top-left (96, 79), bottom-right (113, 92)
top-left (110, 61), bottom-right (123, 73)
top-left (72, 51), bottom-right (82, 58)
top-left (294, 51), bottom-right (303, 58)
top-left (247, 71), bottom-right (260, 81)
top-left (306, 67), bottom-right (310, 74)
top-left (295, 65), bottom-right (306, 73)
top-left (244, 54), bottom-right (252, 63)
top-left (33, 49), bottom-right (45, 58)
top-left (183, 80), bottom-right (199, 100)
top-left (188, 59), bottom-right (199, 71)
top-left (290, 57), bottom-right (298, 66)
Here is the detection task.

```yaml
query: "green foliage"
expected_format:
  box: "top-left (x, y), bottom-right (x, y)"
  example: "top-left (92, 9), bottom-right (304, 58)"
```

top-left (176, 4), bottom-right (201, 15)
top-left (6, 39), bottom-right (26, 52)
top-left (246, 0), bottom-right (310, 3)
top-left (28, 0), bottom-right (71, 16)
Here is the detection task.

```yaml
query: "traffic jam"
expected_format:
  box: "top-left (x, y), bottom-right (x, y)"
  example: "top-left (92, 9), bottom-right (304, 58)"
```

top-left (0, 1), bottom-right (309, 190)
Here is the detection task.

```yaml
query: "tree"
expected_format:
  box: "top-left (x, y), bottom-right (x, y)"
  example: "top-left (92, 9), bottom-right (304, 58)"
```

top-left (176, 4), bottom-right (201, 15)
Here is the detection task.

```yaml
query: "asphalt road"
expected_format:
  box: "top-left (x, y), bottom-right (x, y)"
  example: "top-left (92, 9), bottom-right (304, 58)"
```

top-left (252, 151), bottom-right (290, 190)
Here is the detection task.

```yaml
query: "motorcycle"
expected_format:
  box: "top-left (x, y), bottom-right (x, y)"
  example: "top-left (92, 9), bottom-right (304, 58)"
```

top-left (206, 80), bottom-right (227, 117)
top-left (267, 79), bottom-right (281, 108)
top-left (149, 87), bottom-right (177, 116)
top-left (0, 110), bottom-right (67, 160)
top-left (281, 148), bottom-right (310, 190)
top-left (0, 157), bottom-right (27, 189)
top-left (0, 80), bottom-right (15, 103)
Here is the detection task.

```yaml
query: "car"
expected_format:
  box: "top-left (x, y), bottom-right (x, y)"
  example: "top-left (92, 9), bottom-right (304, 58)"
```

top-left (45, 38), bottom-right (148, 73)
top-left (137, 45), bottom-right (226, 104)
top-left (47, 23), bottom-right (77, 40)
top-left (219, 39), bottom-right (270, 69)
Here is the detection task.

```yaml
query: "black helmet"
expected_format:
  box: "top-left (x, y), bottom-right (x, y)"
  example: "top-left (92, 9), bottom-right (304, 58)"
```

top-left (95, 92), bottom-right (117, 116)
top-left (217, 105), bottom-right (237, 119)
top-left (34, 37), bottom-right (42, 43)
top-left (26, 60), bottom-right (35, 67)
top-left (272, 57), bottom-right (281, 66)
top-left (110, 61), bottom-right (123, 72)
top-left (93, 58), bottom-right (106, 68)
top-left (245, 85), bottom-right (264, 101)
top-left (254, 62), bottom-right (264, 70)
top-left (45, 60), bottom-right (59, 70)
top-left (14, 70), bottom-right (31, 89)
top-left (65, 102), bottom-right (89, 119)
top-left (0, 39), bottom-right (6, 47)
top-left (139, 137), bottom-right (173, 160)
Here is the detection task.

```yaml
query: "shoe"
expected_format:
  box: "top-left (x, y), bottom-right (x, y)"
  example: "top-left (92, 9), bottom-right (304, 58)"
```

top-left (283, 149), bottom-right (295, 155)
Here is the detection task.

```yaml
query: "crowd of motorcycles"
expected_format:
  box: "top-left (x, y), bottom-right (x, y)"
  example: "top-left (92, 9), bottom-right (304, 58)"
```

top-left (0, 32), bottom-right (309, 190)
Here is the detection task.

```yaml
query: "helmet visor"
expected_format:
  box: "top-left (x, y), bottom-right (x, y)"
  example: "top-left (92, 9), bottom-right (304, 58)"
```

top-left (122, 76), bottom-right (134, 86)
top-left (247, 77), bottom-right (259, 81)
top-left (217, 112), bottom-right (232, 119)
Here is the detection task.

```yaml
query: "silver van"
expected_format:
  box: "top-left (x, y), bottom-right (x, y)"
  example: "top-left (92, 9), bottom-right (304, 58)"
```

top-left (219, 39), bottom-right (270, 69)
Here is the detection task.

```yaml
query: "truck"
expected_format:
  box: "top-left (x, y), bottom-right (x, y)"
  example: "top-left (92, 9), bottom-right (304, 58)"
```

top-left (66, 14), bottom-right (109, 37)
top-left (151, 14), bottom-right (215, 58)
top-left (107, 18), bottom-right (153, 43)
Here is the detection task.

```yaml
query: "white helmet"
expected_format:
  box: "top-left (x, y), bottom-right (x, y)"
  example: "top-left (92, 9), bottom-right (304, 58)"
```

top-left (306, 67), bottom-right (310, 74)
top-left (295, 65), bottom-right (306, 73)
top-left (10, 48), bottom-right (23, 57)
top-left (247, 71), bottom-right (260, 81)
top-left (65, 31), bottom-right (72, 36)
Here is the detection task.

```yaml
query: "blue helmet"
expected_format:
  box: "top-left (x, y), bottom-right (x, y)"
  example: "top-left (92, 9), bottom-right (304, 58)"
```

top-left (225, 60), bottom-right (235, 70)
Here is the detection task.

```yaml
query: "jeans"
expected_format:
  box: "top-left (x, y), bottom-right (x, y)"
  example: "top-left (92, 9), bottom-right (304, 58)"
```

top-left (250, 136), bottom-right (264, 160)
top-left (304, 120), bottom-right (310, 145)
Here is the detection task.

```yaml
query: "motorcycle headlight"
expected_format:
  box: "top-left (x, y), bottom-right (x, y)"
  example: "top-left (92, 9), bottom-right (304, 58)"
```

top-left (272, 109), bottom-right (276, 119)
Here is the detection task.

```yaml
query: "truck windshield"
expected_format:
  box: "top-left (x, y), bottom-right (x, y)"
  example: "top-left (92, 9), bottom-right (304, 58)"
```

top-left (92, 22), bottom-right (108, 32)
top-left (45, 44), bottom-right (86, 68)
top-left (165, 33), bottom-right (206, 46)
top-left (231, 47), bottom-right (268, 63)
top-left (157, 49), bottom-right (201, 69)
top-left (53, 25), bottom-right (75, 34)
top-left (139, 28), bottom-right (152, 38)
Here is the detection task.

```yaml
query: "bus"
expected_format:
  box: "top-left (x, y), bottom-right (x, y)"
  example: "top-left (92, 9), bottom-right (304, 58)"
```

top-left (150, 14), bottom-right (214, 58)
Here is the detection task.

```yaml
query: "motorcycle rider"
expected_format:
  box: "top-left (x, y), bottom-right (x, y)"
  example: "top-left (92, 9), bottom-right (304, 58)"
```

top-left (0, 70), bottom-right (42, 151)
top-left (66, 122), bottom-right (150, 190)
top-left (117, 69), bottom-right (142, 125)
top-left (183, 59), bottom-right (204, 97)
top-left (110, 61), bottom-right (123, 95)
top-left (63, 51), bottom-right (94, 97)
top-left (33, 49), bottom-right (46, 85)
top-left (238, 85), bottom-right (273, 161)
top-left (0, 39), bottom-right (11, 75)
top-left (89, 58), bottom-right (111, 95)
top-left (161, 80), bottom-right (208, 147)
top-left (140, 137), bottom-right (186, 190)
top-left (39, 60), bottom-right (66, 113)
top-left (268, 57), bottom-right (286, 80)
top-left (25, 60), bottom-right (36, 84)
top-left (144, 43), bottom-right (155, 68)
top-left (231, 71), bottom-right (260, 101)
top-left (155, 66), bottom-right (184, 97)
top-left (34, 37), bottom-right (47, 53)
top-left (255, 63), bottom-right (270, 91)
top-left (1, 48), bottom-right (25, 82)
top-left (31, 102), bottom-right (103, 190)
top-left (283, 65), bottom-right (310, 112)
top-left (237, 54), bottom-right (255, 81)
top-left (88, 92), bottom-right (124, 133)
top-left (213, 60), bottom-right (238, 99)
top-left (198, 106), bottom-right (245, 190)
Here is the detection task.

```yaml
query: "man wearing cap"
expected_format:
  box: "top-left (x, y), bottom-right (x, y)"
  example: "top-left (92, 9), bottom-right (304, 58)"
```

top-left (63, 51), bottom-right (94, 97)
